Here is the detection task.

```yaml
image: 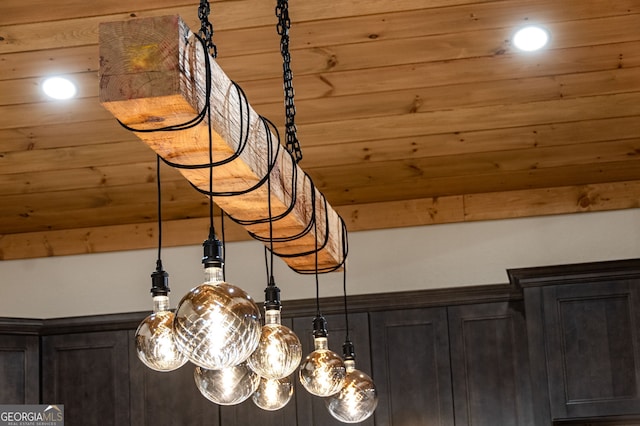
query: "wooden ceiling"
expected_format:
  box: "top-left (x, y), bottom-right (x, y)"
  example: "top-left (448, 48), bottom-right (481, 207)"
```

top-left (2, 0), bottom-right (640, 260)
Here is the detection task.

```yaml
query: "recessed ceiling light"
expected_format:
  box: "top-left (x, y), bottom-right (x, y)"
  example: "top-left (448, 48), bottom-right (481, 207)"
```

top-left (42, 76), bottom-right (77, 100)
top-left (513, 25), bottom-right (550, 52)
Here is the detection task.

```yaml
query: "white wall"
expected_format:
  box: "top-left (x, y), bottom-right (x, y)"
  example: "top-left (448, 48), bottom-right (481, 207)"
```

top-left (2, 209), bottom-right (639, 319)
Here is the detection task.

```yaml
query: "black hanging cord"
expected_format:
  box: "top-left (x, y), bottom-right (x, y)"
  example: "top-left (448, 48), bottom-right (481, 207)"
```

top-left (265, 120), bottom-right (276, 282)
top-left (341, 260), bottom-right (355, 361)
top-left (313, 192), bottom-right (321, 317)
top-left (199, 11), bottom-right (220, 272)
top-left (151, 154), bottom-right (169, 297)
top-left (263, 117), bottom-right (282, 310)
top-left (207, 62), bottom-right (216, 240)
top-left (258, 115), bottom-right (277, 283)
top-left (341, 233), bottom-right (355, 361)
top-left (342, 261), bottom-right (351, 343)
top-left (276, 0), bottom-right (302, 163)
top-left (342, 225), bottom-right (356, 361)
top-left (310, 190), bottom-right (330, 339)
top-left (156, 154), bottom-right (163, 264)
top-left (220, 210), bottom-right (227, 280)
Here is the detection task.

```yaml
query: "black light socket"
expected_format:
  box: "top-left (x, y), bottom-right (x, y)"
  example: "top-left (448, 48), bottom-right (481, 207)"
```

top-left (150, 268), bottom-right (170, 297)
top-left (342, 340), bottom-right (356, 361)
top-left (202, 235), bottom-right (224, 268)
top-left (312, 316), bottom-right (328, 338)
top-left (264, 279), bottom-right (282, 311)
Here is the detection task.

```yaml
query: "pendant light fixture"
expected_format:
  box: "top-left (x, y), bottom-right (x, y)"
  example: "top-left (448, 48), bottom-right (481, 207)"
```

top-left (173, 234), bottom-right (261, 369)
top-left (299, 315), bottom-right (346, 397)
top-left (118, 0), bottom-right (356, 414)
top-left (248, 117), bottom-right (302, 381)
top-left (173, 0), bottom-right (261, 370)
top-left (326, 341), bottom-right (378, 423)
top-left (135, 155), bottom-right (188, 372)
top-left (248, 280), bottom-right (302, 379)
top-left (326, 259), bottom-right (378, 422)
top-left (194, 362), bottom-right (260, 405)
top-left (135, 265), bottom-right (188, 372)
top-left (298, 194), bottom-right (346, 397)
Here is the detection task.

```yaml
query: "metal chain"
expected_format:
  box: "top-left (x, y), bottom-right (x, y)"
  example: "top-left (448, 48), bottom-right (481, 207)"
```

top-left (198, 0), bottom-right (218, 58)
top-left (276, 0), bottom-right (303, 163)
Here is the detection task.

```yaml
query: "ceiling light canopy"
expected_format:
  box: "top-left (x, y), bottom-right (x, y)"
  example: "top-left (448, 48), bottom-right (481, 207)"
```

top-left (42, 76), bottom-right (77, 100)
top-left (513, 25), bottom-right (550, 52)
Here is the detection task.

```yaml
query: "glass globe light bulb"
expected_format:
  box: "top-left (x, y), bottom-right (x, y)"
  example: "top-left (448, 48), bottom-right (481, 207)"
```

top-left (194, 362), bottom-right (260, 406)
top-left (173, 265), bottom-right (261, 370)
top-left (252, 376), bottom-right (294, 411)
top-left (326, 360), bottom-right (378, 423)
top-left (299, 336), bottom-right (346, 397)
top-left (248, 309), bottom-right (302, 379)
top-left (135, 295), bottom-right (188, 372)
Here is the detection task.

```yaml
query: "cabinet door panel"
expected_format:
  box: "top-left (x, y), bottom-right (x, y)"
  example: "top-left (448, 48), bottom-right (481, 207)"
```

top-left (370, 307), bottom-right (454, 426)
top-left (543, 280), bottom-right (640, 419)
top-left (293, 312), bottom-right (372, 426)
top-left (448, 302), bottom-right (535, 426)
top-left (0, 335), bottom-right (39, 404)
top-left (42, 331), bottom-right (130, 426)
top-left (129, 331), bottom-right (220, 426)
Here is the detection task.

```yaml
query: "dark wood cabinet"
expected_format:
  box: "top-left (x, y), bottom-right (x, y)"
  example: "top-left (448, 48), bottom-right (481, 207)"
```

top-left (128, 331), bottom-right (220, 426)
top-left (509, 259), bottom-right (640, 423)
top-left (448, 302), bottom-right (535, 426)
top-left (0, 334), bottom-right (39, 404)
top-left (7, 261), bottom-right (640, 425)
top-left (370, 307), bottom-right (455, 426)
top-left (370, 302), bottom-right (535, 426)
top-left (42, 330), bottom-right (131, 426)
top-left (543, 280), bottom-right (640, 419)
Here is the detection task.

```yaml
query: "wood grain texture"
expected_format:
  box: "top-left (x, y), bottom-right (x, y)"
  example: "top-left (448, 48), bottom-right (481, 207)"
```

top-left (3, 179), bottom-right (640, 260)
top-left (99, 15), bottom-right (344, 272)
top-left (2, 0), bottom-right (640, 259)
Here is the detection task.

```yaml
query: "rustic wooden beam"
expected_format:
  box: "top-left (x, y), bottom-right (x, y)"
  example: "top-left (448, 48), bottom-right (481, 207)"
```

top-left (98, 15), bottom-right (344, 273)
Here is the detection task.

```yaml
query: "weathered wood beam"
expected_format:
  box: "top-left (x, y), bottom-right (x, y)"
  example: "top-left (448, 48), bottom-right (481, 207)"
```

top-left (98, 15), bottom-right (344, 273)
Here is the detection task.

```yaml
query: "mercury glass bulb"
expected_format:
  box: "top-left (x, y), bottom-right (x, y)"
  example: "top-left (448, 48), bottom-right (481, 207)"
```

top-left (135, 295), bottom-right (188, 372)
top-left (326, 360), bottom-right (378, 423)
top-left (299, 336), bottom-right (346, 397)
top-left (173, 266), bottom-right (261, 370)
top-left (194, 363), bottom-right (260, 406)
top-left (248, 309), bottom-right (302, 379)
top-left (252, 376), bottom-right (294, 411)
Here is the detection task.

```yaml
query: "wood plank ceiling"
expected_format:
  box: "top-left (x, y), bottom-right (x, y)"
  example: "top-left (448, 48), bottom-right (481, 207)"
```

top-left (1, 0), bottom-right (640, 260)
